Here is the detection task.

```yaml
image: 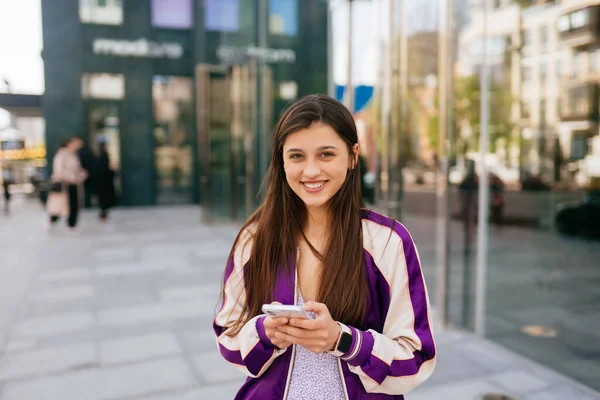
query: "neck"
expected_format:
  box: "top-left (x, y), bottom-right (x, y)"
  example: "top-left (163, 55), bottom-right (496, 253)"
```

top-left (304, 205), bottom-right (329, 239)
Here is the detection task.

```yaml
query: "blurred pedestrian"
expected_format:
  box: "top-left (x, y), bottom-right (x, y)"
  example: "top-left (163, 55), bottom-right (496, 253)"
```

top-left (214, 95), bottom-right (436, 399)
top-left (490, 172), bottom-right (505, 227)
top-left (459, 160), bottom-right (478, 244)
top-left (45, 137), bottom-right (87, 232)
top-left (76, 135), bottom-right (95, 208)
top-left (2, 164), bottom-right (13, 214)
top-left (95, 141), bottom-right (116, 222)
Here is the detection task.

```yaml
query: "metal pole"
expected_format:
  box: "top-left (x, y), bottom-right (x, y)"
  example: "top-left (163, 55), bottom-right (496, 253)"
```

top-left (386, 0), bottom-right (396, 218)
top-left (346, 0), bottom-right (354, 113)
top-left (397, 0), bottom-right (407, 222)
top-left (475, 0), bottom-right (490, 339)
top-left (327, 1), bottom-right (335, 98)
top-left (257, 0), bottom-right (269, 200)
top-left (436, 0), bottom-right (452, 329)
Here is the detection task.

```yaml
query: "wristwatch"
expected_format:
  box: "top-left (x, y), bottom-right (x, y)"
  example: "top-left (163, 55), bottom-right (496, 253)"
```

top-left (329, 322), bottom-right (353, 357)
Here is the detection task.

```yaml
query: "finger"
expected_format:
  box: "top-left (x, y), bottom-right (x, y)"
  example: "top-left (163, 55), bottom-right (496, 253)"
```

top-left (264, 316), bottom-right (288, 328)
top-left (275, 332), bottom-right (325, 349)
top-left (277, 324), bottom-right (318, 339)
top-left (271, 317), bottom-right (289, 326)
top-left (302, 301), bottom-right (328, 314)
top-left (272, 339), bottom-right (292, 349)
top-left (271, 301), bottom-right (282, 305)
top-left (289, 317), bottom-right (321, 330)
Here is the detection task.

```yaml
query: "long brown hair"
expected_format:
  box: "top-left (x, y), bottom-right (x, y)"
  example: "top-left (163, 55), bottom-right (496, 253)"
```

top-left (225, 94), bottom-right (367, 335)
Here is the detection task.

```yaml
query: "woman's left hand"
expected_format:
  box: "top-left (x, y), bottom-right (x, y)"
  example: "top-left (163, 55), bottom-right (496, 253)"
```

top-left (274, 301), bottom-right (341, 354)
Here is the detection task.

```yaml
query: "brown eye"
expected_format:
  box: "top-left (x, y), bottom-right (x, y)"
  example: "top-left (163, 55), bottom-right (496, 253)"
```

top-left (320, 152), bottom-right (335, 159)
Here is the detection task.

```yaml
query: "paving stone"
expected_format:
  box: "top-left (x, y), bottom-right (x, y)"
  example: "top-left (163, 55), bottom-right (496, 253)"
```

top-left (2, 337), bottom-right (37, 353)
top-left (24, 297), bottom-right (97, 319)
top-left (97, 300), bottom-right (209, 327)
top-left (422, 344), bottom-right (495, 387)
top-left (0, 343), bottom-right (96, 381)
top-left (36, 269), bottom-right (93, 285)
top-left (12, 312), bottom-right (94, 338)
top-left (94, 291), bottom-right (157, 310)
top-left (100, 332), bottom-right (181, 365)
top-left (458, 340), bottom-right (523, 372)
top-left (0, 358), bottom-right (195, 400)
top-left (159, 284), bottom-right (220, 302)
top-left (28, 284), bottom-right (95, 303)
top-left (193, 382), bottom-right (244, 399)
top-left (488, 370), bottom-right (550, 394)
top-left (410, 379), bottom-right (509, 400)
top-left (177, 329), bottom-right (217, 354)
top-left (192, 351), bottom-right (244, 383)
top-left (95, 263), bottom-right (170, 277)
top-left (94, 247), bottom-right (137, 263)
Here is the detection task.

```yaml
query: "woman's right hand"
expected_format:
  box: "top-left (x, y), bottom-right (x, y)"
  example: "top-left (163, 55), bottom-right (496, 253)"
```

top-left (263, 302), bottom-right (292, 349)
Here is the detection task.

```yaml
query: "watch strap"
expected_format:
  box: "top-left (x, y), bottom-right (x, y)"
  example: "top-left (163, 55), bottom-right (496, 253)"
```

top-left (329, 322), bottom-right (352, 357)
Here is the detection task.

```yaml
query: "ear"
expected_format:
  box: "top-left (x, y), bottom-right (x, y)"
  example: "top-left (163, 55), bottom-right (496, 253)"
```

top-left (349, 143), bottom-right (360, 169)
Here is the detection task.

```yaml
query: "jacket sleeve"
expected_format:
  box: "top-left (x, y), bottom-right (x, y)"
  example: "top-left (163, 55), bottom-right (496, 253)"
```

top-left (213, 229), bottom-right (287, 377)
top-left (341, 223), bottom-right (436, 394)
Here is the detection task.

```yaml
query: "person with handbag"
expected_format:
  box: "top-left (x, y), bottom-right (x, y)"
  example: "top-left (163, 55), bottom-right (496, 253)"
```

top-left (45, 137), bottom-right (87, 232)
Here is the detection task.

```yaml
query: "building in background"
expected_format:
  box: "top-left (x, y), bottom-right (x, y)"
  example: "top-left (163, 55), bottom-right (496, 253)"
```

top-left (41, 0), bottom-right (328, 216)
top-left (0, 94), bottom-right (45, 191)
top-left (457, 0), bottom-right (600, 189)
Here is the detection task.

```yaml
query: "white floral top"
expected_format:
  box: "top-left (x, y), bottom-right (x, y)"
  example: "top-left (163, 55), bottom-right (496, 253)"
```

top-left (287, 292), bottom-right (345, 400)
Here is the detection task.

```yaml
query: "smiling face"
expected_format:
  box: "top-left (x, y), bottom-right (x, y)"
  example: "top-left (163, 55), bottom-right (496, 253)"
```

top-left (282, 122), bottom-right (359, 214)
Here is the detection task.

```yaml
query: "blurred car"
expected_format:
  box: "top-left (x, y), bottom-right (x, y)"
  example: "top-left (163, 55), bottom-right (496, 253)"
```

top-left (555, 191), bottom-right (600, 238)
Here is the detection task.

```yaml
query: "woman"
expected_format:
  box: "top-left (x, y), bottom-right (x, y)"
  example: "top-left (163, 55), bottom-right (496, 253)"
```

top-left (46, 137), bottom-right (87, 231)
top-left (95, 141), bottom-right (116, 221)
top-left (214, 95), bottom-right (436, 399)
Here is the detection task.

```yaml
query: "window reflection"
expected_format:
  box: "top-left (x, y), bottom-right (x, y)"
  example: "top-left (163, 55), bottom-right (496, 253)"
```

top-left (152, 76), bottom-right (194, 204)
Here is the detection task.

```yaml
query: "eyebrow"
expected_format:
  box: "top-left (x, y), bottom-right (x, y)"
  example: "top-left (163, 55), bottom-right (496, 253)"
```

top-left (286, 145), bottom-right (338, 153)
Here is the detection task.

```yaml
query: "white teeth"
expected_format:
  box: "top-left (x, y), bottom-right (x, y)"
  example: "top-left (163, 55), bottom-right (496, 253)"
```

top-left (304, 182), bottom-right (324, 189)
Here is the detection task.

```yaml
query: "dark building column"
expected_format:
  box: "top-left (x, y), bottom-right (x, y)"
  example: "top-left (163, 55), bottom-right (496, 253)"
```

top-left (41, 0), bottom-right (84, 172)
top-left (121, 65), bottom-right (154, 206)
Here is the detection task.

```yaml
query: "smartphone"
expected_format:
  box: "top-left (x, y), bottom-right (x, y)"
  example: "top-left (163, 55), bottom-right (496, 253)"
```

top-left (262, 304), bottom-right (315, 319)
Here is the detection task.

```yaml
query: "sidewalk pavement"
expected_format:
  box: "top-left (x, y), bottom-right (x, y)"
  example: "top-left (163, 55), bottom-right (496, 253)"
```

top-left (0, 198), bottom-right (598, 400)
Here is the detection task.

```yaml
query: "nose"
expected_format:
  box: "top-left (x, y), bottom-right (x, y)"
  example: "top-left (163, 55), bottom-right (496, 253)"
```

top-left (303, 158), bottom-right (321, 177)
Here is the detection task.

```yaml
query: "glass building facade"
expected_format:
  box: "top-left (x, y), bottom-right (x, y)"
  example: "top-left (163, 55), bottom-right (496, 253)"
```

top-left (359, 0), bottom-right (599, 393)
top-left (42, 0), bottom-right (328, 213)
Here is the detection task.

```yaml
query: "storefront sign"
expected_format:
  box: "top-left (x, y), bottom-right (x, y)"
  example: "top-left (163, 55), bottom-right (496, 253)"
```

top-left (93, 38), bottom-right (183, 59)
top-left (217, 45), bottom-right (296, 64)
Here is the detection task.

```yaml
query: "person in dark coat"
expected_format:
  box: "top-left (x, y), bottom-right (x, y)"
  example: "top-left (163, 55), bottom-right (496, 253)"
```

top-left (76, 136), bottom-right (95, 208)
top-left (95, 142), bottom-right (116, 221)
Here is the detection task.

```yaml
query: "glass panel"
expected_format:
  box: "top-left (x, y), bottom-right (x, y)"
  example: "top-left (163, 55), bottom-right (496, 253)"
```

top-left (200, 0), bottom-right (324, 221)
top-left (204, 0), bottom-right (239, 32)
top-left (79, 0), bottom-right (122, 25)
top-left (152, 76), bottom-right (194, 204)
top-left (152, 0), bottom-right (192, 29)
top-left (478, 1), bottom-right (600, 393)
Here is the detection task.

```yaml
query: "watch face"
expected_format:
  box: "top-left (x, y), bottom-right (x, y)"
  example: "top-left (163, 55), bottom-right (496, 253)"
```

top-left (338, 331), bottom-right (353, 353)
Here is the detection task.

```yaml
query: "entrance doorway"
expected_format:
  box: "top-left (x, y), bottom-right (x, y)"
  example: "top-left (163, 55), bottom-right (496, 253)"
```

top-left (196, 63), bottom-right (272, 221)
top-left (152, 76), bottom-right (194, 205)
